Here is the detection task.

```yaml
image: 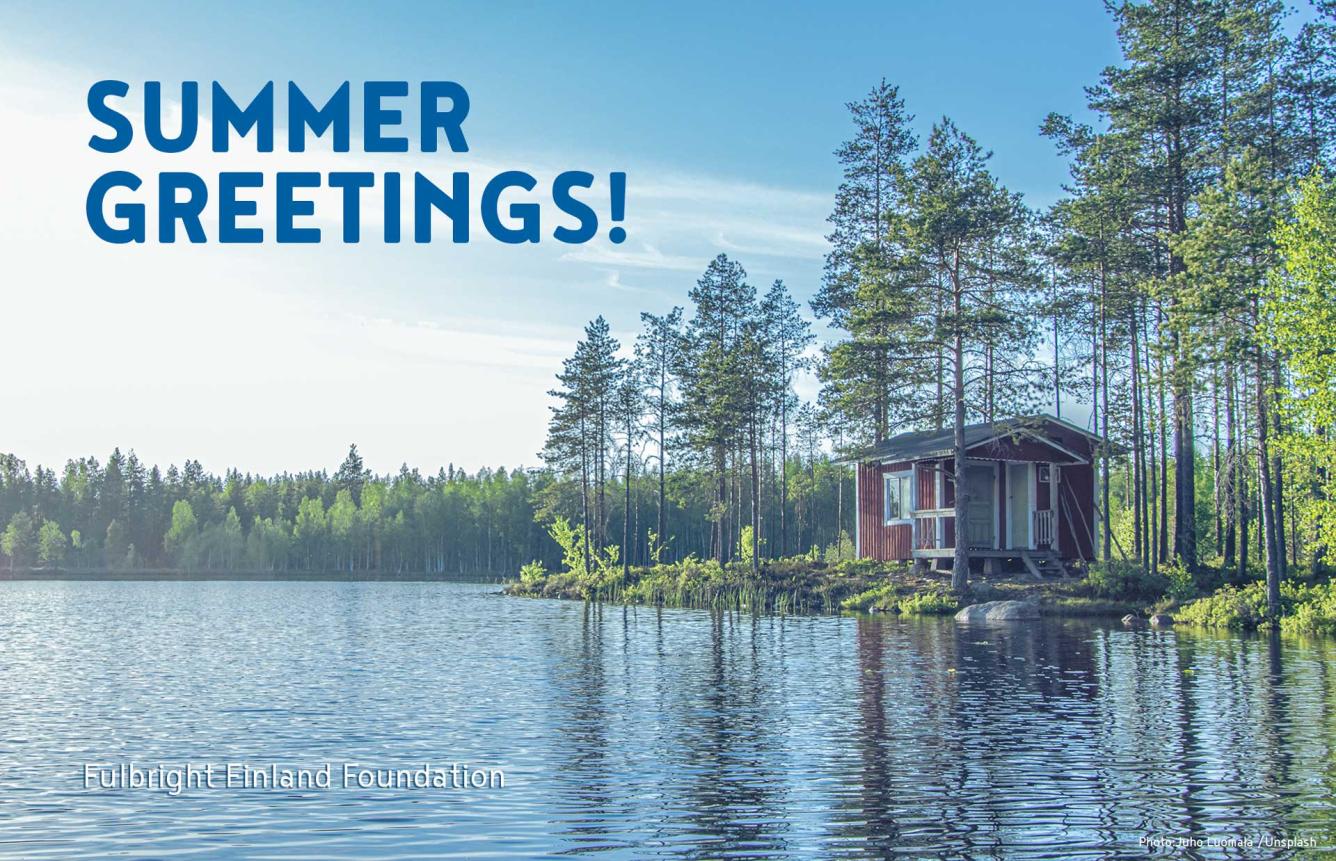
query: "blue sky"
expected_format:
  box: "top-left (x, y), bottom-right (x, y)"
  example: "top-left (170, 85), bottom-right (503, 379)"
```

top-left (6, 0), bottom-right (1119, 197)
top-left (0, 2), bottom-right (1127, 475)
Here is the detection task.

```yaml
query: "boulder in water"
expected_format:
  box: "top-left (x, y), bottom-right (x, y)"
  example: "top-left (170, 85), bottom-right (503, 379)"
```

top-left (1122, 614), bottom-right (1150, 629)
top-left (954, 600), bottom-right (1040, 623)
top-left (1150, 613), bottom-right (1174, 627)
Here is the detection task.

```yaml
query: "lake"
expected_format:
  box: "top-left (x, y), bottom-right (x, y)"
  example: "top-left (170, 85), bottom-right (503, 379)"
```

top-left (1, 580), bottom-right (1332, 859)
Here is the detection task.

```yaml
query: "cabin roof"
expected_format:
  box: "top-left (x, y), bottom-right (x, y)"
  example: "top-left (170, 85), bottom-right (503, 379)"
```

top-left (851, 415), bottom-right (1101, 464)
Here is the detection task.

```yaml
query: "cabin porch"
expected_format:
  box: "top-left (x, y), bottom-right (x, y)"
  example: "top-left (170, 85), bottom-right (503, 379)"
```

top-left (906, 457), bottom-right (1070, 578)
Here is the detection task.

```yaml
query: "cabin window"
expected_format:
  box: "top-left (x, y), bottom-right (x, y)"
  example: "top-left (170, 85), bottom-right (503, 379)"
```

top-left (883, 471), bottom-right (912, 524)
top-left (1037, 464), bottom-right (1051, 483)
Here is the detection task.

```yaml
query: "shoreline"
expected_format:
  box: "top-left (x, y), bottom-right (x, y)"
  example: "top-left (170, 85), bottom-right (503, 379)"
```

top-left (504, 560), bottom-right (1148, 619)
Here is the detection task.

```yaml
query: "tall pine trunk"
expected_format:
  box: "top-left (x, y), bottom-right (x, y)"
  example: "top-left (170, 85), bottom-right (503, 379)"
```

top-left (623, 411), bottom-right (632, 580)
top-left (1223, 361), bottom-right (1238, 570)
top-left (1099, 259), bottom-right (1111, 561)
top-left (1256, 346), bottom-right (1281, 619)
top-left (951, 255), bottom-right (970, 593)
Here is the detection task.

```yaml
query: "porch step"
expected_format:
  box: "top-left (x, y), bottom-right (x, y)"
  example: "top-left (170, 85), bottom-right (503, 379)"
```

top-left (1020, 550), bottom-right (1069, 581)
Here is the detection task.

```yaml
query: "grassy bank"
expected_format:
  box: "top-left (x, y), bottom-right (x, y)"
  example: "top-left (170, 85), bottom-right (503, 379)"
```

top-left (508, 556), bottom-right (884, 614)
top-left (505, 554), bottom-right (1150, 618)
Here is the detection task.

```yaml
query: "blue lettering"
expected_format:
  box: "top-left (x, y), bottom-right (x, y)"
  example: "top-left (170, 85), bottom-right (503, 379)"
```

top-left (364, 81), bottom-right (409, 152)
top-left (289, 81), bottom-right (350, 152)
top-left (552, 171), bottom-right (597, 243)
top-left (86, 171), bottom-right (144, 243)
top-left (158, 172), bottom-right (208, 243)
top-left (218, 172), bottom-right (264, 243)
top-left (276, 172), bottom-right (321, 243)
top-left (87, 81), bottom-right (133, 153)
top-left (145, 82), bottom-right (199, 153)
top-left (481, 171), bottom-right (538, 243)
top-left (212, 81), bottom-right (274, 152)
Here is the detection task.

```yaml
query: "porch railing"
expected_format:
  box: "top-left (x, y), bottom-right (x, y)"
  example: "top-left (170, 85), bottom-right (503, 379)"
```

top-left (912, 508), bottom-right (954, 550)
top-left (1034, 509), bottom-right (1055, 547)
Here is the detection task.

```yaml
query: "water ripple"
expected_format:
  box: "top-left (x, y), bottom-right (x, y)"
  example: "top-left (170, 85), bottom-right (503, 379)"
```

top-left (0, 582), bottom-right (1332, 858)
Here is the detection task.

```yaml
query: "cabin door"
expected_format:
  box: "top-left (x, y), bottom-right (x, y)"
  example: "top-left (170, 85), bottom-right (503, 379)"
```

top-left (962, 464), bottom-right (996, 549)
top-left (1007, 463), bottom-right (1032, 549)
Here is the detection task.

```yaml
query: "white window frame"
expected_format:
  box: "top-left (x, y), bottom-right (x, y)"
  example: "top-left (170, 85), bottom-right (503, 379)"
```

top-left (883, 470), bottom-right (913, 525)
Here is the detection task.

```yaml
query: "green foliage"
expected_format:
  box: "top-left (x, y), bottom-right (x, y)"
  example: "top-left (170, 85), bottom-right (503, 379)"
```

top-left (0, 447), bottom-right (553, 574)
top-left (591, 543), bottom-right (622, 589)
top-left (513, 546), bottom-right (884, 615)
top-left (0, 438), bottom-right (853, 575)
top-left (519, 560), bottom-right (547, 587)
top-left (548, 516), bottom-right (587, 578)
top-left (164, 500), bottom-right (198, 568)
top-left (1266, 172), bottom-right (1336, 558)
top-left (1160, 559), bottom-right (1198, 602)
top-left (897, 589), bottom-right (959, 615)
top-left (821, 530), bottom-right (857, 564)
top-left (736, 525), bottom-right (760, 569)
top-left (1176, 580), bottom-right (1336, 635)
top-left (1047, 597), bottom-right (1141, 617)
top-left (1, 511), bottom-right (36, 568)
top-left (840, 582), bottom-right (957, 615)
top-left (36, 520), bottom-right (67, 565)
top-left (1285, 583), bottom-right (1336, 637)
top-left (1176, 581), bottom-right (1298, 631)
top-left (543, 517), bottom-right (624, 596)
top-left (841, 582), bottom-right (899, 612)
top-left (103, 519), bottom-right (129, 568)
top-left (1086, 560), bottom-right (1170, 602)
top-left (646, 530), bottom-right (666, 565)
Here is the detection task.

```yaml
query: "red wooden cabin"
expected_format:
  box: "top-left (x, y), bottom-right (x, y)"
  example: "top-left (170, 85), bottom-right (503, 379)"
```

top-left (852, 416), bottom-right (1100, 577)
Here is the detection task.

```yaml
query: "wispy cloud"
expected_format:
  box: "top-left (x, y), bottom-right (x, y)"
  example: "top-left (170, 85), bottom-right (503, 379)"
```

top-left (559, 242), bottom-right (703, 271)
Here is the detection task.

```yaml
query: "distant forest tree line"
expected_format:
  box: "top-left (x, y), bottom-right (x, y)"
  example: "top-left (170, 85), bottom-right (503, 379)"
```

top-left (0, 438), bottom-right (854, 575)
top-left (0, 448), bottom-right (545, 575)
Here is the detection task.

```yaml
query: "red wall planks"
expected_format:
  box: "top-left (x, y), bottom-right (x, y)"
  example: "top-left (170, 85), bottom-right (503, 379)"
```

top-left (857, 461), bottom-right (913, 561)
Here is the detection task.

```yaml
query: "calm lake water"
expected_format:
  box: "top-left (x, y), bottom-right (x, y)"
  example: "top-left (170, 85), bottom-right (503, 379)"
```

top-left (1, 581), bottom-right (1333, 859)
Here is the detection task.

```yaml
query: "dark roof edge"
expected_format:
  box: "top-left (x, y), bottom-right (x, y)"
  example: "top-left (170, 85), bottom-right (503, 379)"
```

top-left (839, 414), bottom-right (1106, 464)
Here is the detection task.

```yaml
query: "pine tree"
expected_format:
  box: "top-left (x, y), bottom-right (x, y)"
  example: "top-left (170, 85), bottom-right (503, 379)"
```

top-left (897, 119), bottom-right (1039, 591)
top-left (636, 307), bottom-right (684, 559)
top-left (678, 254), bottom-right (756, 562)
top-left (335, 443), bottom-right (369, 504)
top-left (813, 79), bottom-right (922, 443)
top-left (761, 280), bottom-right (814, 557)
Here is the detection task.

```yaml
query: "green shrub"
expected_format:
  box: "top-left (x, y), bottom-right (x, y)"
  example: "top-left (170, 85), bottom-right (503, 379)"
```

top-left (1162, 560), bottom-right (1198, 601)
top-left (841, 582), bottom-right (898, 611)
top-left (519, 560), bottom-right (547, 587)
top-left (548, 517), bottom-right (587, 578)
top-left (840, 584), bottom-right (957, 615)
top-left (821, 530), bottom-right (858, 564)
top-left (1285, 582), bottom-right (1336, 635)
top-left (541, 517), bottom-right (625, 595)
top-left (1086, 560), bottom-right (1169, 601)
top-left (898, 589), bottom-right (959, 615)
top-left (1173, 579), bottom-right (1335, 633)
top-left (737, 525), bottom-right (762, 568)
